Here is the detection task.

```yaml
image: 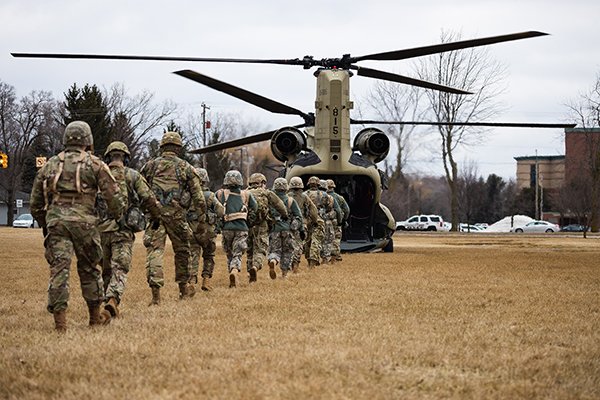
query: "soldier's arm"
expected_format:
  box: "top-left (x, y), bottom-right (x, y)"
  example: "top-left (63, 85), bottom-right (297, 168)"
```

top-left (340, 196), bottom-right (350, 220)
top-left (187, 165), bottom-right (206, 216)
top-left (97, 161), bottom-right (126, 219)
top-left (210, 193), bottom-right (225, 218)
top-left (291, 200), bottom-right (304, 231)
top-left (268, 191), bottom-right (288, 219)
top-left (332, 197), bottom-right (343, 224)
top-left (133, 171), bottom-right (161, 220)
top-left (305, 195), bottom-right (319, 225)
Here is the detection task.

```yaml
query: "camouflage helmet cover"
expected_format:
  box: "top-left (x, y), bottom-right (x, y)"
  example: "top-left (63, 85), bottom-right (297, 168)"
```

top-left (326, 179), bottom-right (336, 189)
top-left (273, 177), bottom-right (288, 191)
top-left (307, 176), bottom-right (320, 187)
top-left (319, 179), bottom-right (328, 190)
top-left (248, 173), bottom-right (267, 186)
top-left (223, 170), bottom-right (243, 187)
top-left (289, 176), bottom-right (304, 189)
top-left (197, 167), bottom-right (209, 184)
top-left (160, 131), bottom-right (183, 147)
top-left (104, 141), bottom-right (130, 157)
top-left (63, 121), bottom-right (93, 147)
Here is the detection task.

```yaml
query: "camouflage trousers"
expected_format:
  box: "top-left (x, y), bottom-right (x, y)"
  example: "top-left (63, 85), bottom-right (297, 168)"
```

top-left (320, 220), bottom-right (335, 262)
top-left (291, 229), bottom-right (304, 265)
top-left (268, 230), bottom-right (295, 272)
top-left (222, 230), bottom-right (248, 272)
top-left (247, 221), bottom-right (269, 272)
top-left (143, 210), bottom-right (193, 287)
top-left (190, 220), bottom-right (217, 281)
top-left (331, 224), bottom-right (343, 258)
top-left (101, 229), bottom-right (135, 304)
top-left (304, 222), bottom-right (324, 264)
top-left (44, 220), bottom-right (104, 313)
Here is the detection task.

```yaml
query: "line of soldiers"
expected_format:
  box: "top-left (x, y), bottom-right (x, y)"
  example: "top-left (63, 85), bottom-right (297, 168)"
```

top-left (30, 123), bottom-right (349, 333)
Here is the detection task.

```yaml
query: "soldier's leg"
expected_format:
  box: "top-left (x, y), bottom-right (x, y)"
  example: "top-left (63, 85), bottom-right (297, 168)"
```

top-left (268, 231), bottom-right (282, 265)
top-left (246, 227), bottom-right (255, 272)
top-left (321, 222), bottom-right (333, 263)
top-left (334, 225), bottom-right (343, 261)
top-left (280, 231), bottom-right (294, 275)
top-left (201, 231), bottom-right (217, 278)
top-left (164, 214), bottom-right (193, 285)
top-left (101, 232), bottom-right (113, 293)
top-left (144, 223), bottom-right (167, 288)
top-left (310, 223), bottom-right (325, 265)
top-left (44, 223), bottom-right (74, 314)
top-left (190, 238), bottom-right (201, 284)
top-left (71, 222), bottom-right (104, 306)
top-left (104, 230), bottom-right (134, 304)
top-left (222, 230), bottom-right (234, 271)
top-left (230, 231), bottom-right (248, 272)
top-left (254, 222), bottom-right (269, 271)
top-left (331, 224), bottom-right (341, 258)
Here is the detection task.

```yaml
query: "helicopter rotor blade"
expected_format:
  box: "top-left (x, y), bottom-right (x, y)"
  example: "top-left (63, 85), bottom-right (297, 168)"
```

top-left (352, 66), bottom-right (471, 95)
top-left (190, 124), bottom-right (308, 155)
top-left (350, 119), bottom-right (576, 129)
top-left (174, 69), bottom-right (313, 123)
top-left (353, 31), bottom-right (548, 62)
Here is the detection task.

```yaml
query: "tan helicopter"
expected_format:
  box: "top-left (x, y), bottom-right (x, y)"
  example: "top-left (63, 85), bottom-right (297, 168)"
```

top-left (12, 31), bottom-right (575, 252)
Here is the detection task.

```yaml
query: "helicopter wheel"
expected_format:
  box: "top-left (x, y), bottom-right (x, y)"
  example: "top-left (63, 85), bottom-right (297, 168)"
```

top-left (382, 238), bottom-right (394, 253)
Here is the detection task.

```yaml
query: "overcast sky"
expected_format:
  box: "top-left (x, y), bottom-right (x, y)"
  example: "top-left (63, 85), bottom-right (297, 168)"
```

top-left (2, 0), bottom-right (599, 179)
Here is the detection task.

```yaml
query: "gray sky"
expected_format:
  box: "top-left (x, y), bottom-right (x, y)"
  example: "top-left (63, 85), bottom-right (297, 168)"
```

top-left (2, 0), bottom-right (599, 179)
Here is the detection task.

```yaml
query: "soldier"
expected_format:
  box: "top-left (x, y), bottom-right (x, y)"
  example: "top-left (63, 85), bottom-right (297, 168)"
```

top-left (216, 170), bottom-right (257, 288)
top-left (30, 121), bottom-right (125, 332)
top-left (304, 176), bottom-right (334, 266)
top-left (268, 178), bottom-right (303, 279)
top-left (98, 141), bottom-right (162, 318)
top-left (326, 179), bottom-right (350, 263)
top-left (287, 176), bottom-right (322, 272)
top-left (141, 131), bottom-right (206, 304)
top-left (319, 179), bottom-right (342, 264)
top-left (246, 172), bottom-right (287, 283)
top-left (189, 167), bottom-right (224, 291)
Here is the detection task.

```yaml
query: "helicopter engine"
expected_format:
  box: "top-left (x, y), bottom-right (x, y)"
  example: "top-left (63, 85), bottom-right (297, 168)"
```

top-left (353, 128), bottom-right (390, 164)
top-left (270, 126), bottom-right (306, 162)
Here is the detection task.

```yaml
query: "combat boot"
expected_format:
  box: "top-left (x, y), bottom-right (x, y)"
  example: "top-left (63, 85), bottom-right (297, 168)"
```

top-left (88, 303), bottom-right (111, 326)
top-left (330, 258), bottom-right (336, 265)
top-left (149, 287), bottom-right (161, 306)
top-left (281, 269), bottom-right (289, 279)
top-left (229, 269), bottom-right (239, 288)
top-left (268, 259), bottom-right (277, 280)
top-left (307, 259), bottom-right (318, 269)
top-left (201, 276), bottom-right (213, 291)
top-left (104, 297), bottom-right (119, 318)
top-left (53, 310), bottom-right (67, 333)
top-left (248, 267), bottom-right (257, 283)
top-left (179, 283), bottom-right (195, 300)
top-left (291, 262), bottom-right (300, 273)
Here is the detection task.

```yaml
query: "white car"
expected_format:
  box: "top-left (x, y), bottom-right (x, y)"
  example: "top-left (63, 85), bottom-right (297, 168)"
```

top-left (396, 214), bottom-right (446, 231)
top-left (511, 220), bottom-right (559, 233)
top-left (459, 223), bottom-right (483, 232)
top-left (12, 213), bottom-right (37, 228)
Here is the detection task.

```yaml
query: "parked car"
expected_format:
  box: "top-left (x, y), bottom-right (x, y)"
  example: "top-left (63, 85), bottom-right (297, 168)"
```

top-left (459, 223), bottom-right (483, 232)
top-left (560, 224), bottom-right (589, 232)
top-left (12, 213), bottom-right (38, 228)
top-left (511, 220), bottom-right (559, 233)
top-left (396, 215), bottom-right (446, 231)
top-left (474, 223), bottom-right (489, 230)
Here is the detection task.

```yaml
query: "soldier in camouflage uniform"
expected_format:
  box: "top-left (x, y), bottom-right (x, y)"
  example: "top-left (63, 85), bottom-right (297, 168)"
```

top-left (189, 167), bottom-right (224, 291)
top-left (216, 170), bottom-right (257, 288)
top-left (30, 121), bottom-right (125, 332)
top-left (246, 172), bottom-right (287, 283)
top-left (287, 176), bottom-right (322, 272)
top-left (327, 179), bottom-right (350, 263)
top-left (141, 131), bottom-right (206, 304)
top-left (268, 178), bottom-right (303, 279)
top-left (320, 179), bottom-right (343, 264)
top-left (304, 176), bottom-right (334, 266)
top-left (98, 141), bottom-right (162, 318)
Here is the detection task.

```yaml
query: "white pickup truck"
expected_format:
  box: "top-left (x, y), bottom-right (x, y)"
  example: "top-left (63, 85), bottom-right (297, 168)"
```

top-left (396, 215), bottom-right (446, 231)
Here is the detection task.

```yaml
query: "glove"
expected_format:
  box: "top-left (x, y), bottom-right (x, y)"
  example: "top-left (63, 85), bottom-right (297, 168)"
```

top-left (150, 218), bottom-right (161, 230)
top-left (299, 231), bottom-right (306, 241)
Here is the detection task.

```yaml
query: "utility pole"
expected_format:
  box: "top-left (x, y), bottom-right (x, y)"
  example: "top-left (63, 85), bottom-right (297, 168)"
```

top-left (201, 102), bottom-right (210, 168)
top-left (535, 149), bottom-right (539, 220)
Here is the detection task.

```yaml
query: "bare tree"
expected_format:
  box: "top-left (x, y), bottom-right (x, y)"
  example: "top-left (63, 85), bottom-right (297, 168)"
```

top-left (415, 30), bottom-right (507, 231)
top-left (565, 72), bottom-right (600, 231)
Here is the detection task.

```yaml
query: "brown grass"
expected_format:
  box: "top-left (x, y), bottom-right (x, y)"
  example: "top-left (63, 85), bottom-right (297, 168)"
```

top-left (1, 228), bottom-right (599, 399)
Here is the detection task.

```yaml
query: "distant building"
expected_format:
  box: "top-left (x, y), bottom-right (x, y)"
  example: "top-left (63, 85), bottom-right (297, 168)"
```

top-left (564, 127), bottom-right (600, 183)
top-left (514, 155), bottom-right (565, 193)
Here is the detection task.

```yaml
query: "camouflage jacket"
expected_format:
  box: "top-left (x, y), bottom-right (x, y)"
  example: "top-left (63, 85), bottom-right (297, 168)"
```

top-left (328, 190), bottom-right (350, 223)
top-left (30, 147), bottom-right (125, 227)
top-left (215, 186), bottom-right (258, 231)
top-left (305, 188), bottom-right (334, 222)
top-left (248, 186), bottom-right (288, 226)
top-left (288, 189), bottom-right (321, 229)
top-left (271, 190), bottom-right (303, 233)
top-left (187, 180), bottom-right (225, 228)
top-left (97, 161), bottom-right (162, 232)
top-left (140, 151), bottom-right (205, 218)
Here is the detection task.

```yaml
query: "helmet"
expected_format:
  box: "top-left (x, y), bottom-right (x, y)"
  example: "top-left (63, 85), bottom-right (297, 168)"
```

top-left (63, 121), bottom-right (93, 147)
top-left (223, 170), bottom-right (243, 187)
top-left (248, 173), bottom-right (267, 186)
top-left (160, 131), bottom-right (183, 147)
top-left (273, 177), bottom-right (288, 191)
top-left (326, 179), bottom-right (336, 189)
top-left (319, 179), bottom-right (328, 190)
top-left (197, 167), bottom-right (209, 185)
top-left (104, 141), bottom-right (130, 157)
top-left (289, 176), bottom-right (304, 189)
top-left (307, 176), bottom-right (320, 188)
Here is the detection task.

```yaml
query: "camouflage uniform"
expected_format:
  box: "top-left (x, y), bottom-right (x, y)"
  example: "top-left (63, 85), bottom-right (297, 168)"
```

top-left (30, 121), bottom-right (125, 331)
top-left (246, 173), bottom-right (287, 279)
top-left (287, 176), bottom-right (322, 271)
top-left (268, 178), bottom-right (303, 278)
top-left (304, 177), bottom-right (333, 265)
top-left (97, 141), bottom-right (161, 317)
top-left (189, 168), bottom-right (224, 291)
top-left (215, 170), bottom-right (258, 288)
top-left (320, 179), bottom-right (342, 263)
top-left (327, 179), bottom-right (350, 262)
top-left (141, 132), bottom-right (205, 302)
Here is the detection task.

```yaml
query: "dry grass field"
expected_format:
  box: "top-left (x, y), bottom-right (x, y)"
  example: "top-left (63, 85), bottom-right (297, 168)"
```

top-left (1, 227), bottom-right (599, 399)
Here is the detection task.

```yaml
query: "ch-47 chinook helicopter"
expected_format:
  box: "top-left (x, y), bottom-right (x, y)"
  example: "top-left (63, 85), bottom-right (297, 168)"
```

top-left (12, 31), bottom-right (575, 252)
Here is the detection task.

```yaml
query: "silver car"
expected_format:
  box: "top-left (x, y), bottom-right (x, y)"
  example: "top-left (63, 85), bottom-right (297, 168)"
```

top-left (12, 213), bottom-right (37, 228)
top-left (511, 220), bottom-right (559, 233)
